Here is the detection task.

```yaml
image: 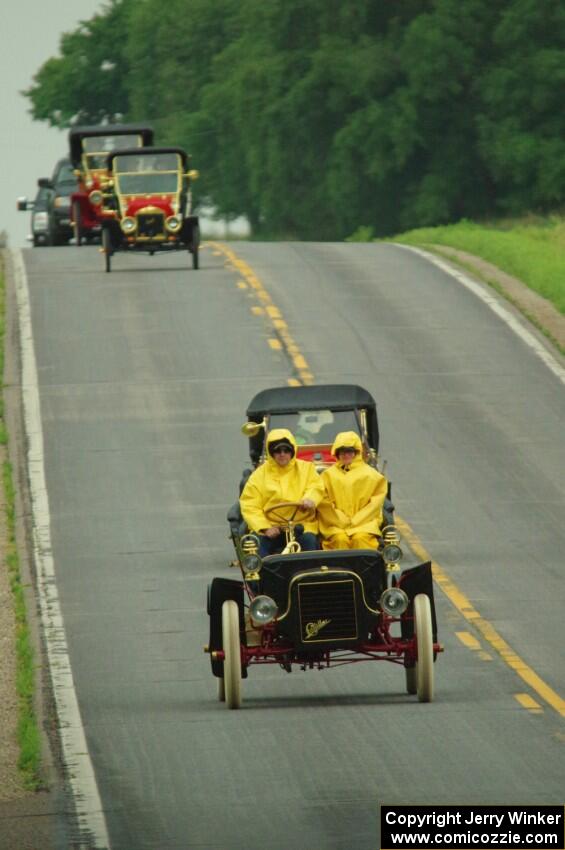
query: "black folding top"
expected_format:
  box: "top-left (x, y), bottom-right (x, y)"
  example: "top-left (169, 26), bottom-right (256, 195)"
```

top-left (69, 124), bottom-right (154, 165)
top-left (246, 384), bottom-right (376, 417)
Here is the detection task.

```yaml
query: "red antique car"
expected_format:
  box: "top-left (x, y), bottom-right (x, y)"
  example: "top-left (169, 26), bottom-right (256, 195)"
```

top-left (69, 124), bottom-right (153, 245)
top-left (100, 146), bottom-right (200, 272)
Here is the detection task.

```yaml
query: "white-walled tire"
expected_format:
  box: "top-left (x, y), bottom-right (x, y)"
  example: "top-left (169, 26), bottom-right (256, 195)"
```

top-left (222, 600), bottom-right (242, 709)
top-left (414, 593), bottom-right (434, 702)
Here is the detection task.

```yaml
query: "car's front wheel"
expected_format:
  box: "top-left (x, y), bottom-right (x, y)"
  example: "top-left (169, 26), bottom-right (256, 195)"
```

top-left (222, 600), bottom-right (242, 709)
top-left (414, 594), bottom-right (434, 702)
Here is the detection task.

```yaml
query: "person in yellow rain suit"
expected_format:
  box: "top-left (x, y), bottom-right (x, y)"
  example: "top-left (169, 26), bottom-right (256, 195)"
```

top-left (240, 428), bottom-right (324, 557)
top-left (318, 431), bottom-right (388, 550)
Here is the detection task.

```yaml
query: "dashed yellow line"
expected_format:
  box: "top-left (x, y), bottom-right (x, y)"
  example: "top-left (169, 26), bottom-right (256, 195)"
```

top-left (515, 693), bottom-right (543, 713)
top-left (211, 241), bottom-right (314, 385)
top-left (456, 631), bottom-right (481, 650)
top-left (397, 516), bottom-right (565, 718)
top-left (214, 240), bottom-right (565, 719)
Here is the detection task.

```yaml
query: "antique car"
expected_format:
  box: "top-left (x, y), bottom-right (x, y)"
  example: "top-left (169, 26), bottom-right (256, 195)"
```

top-left (17, 157), bottom-right (77, 246)
top-left (206, 384), bottom-right (442, 709)
top-left (69, 124), bottom-right (154, 245)
top-left (99, 146), bottom-right (200, 272)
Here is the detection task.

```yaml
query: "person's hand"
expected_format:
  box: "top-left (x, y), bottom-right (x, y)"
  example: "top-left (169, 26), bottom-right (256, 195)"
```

top-left (264, 526), bottom-right (281, 538)
top-left (335, 508), bottom-right (350, 528)
top-left (300, 498), bottom-right (316, 510)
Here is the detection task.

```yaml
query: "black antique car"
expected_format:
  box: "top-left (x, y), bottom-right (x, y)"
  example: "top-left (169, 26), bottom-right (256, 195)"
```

top-left (206, 385), bottom-right (441, 709)
top-left (100, 146), bottom-right (200, 272)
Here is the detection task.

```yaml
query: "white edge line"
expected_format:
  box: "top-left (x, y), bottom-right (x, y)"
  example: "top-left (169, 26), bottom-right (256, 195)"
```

top-left (397, 244), bottom-right (565, 385)
top-left (11, 250), bottom-right (111, 850)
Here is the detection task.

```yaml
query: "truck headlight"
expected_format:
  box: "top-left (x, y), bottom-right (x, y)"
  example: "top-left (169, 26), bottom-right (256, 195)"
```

top-left (33, 212), bottom-right (49, 231)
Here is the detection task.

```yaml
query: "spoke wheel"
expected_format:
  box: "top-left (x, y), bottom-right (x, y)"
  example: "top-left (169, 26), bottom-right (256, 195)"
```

top-left (222, 600), bottom-right (242, 709)
top-left (414, 594), bottom-right (434, 703)
top-left (102, 228), bottom-right (112, 273)
top-left (73, 202), bottom-right (82, 247)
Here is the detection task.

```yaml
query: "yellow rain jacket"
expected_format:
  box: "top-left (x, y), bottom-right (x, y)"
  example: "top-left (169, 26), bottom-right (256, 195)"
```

top-left (318, 431), bottom-right (388, 538)
top-left (240, 428), bottom-right (324, 534)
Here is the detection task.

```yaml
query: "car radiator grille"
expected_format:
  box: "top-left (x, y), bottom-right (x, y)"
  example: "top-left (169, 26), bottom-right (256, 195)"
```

top-left (137, 212), bottom-right (165, 237)
top-left (298, 579), bottom-right (358, 643)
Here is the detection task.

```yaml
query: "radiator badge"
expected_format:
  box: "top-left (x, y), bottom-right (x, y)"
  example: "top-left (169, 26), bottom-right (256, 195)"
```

top-left (305, 618), bottom-right (331, 639)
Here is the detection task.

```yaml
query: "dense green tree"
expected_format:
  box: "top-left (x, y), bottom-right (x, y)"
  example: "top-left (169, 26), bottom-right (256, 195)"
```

top-left (477, 0), bottom-right (565, 212)
top-left (25, 0), bottom-right (134, 126)
top-left (23, 0), bottom-right (565, 237)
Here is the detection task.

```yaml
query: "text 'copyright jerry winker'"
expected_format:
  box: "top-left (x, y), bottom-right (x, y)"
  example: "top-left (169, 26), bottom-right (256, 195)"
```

top-left (381, 805), bottom-right (564, 849)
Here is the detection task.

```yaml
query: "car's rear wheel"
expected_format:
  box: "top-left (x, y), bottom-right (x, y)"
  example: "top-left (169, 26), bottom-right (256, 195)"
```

top-left (191, 224), bottom-right (200, 270)
top-left (405, 665), bottom-right (417, 695)
top-left (222, 600), bottom-right (242, 709)
top-left (73, 202), bottom-right (82, 247)
top-left (414, 593), bottom-right (434, 702)
top-left (102, 228), bottom-right (112, 273)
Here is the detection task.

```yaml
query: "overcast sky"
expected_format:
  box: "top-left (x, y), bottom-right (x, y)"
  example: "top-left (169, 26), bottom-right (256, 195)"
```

top-left (1, 0), bottom-right (105, 248)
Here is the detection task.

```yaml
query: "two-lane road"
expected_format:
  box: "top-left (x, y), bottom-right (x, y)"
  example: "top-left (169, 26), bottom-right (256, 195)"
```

top-left (9, 242), bottom-right (564, 850)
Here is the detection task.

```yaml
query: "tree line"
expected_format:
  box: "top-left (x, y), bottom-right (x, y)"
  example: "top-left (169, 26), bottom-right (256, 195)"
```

top-left (25, 0), bottom-right (565, 239)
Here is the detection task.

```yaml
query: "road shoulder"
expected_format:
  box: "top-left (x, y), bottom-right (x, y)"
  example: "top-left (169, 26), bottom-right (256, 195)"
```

top-left (427, 244), bottom-right (565, 353)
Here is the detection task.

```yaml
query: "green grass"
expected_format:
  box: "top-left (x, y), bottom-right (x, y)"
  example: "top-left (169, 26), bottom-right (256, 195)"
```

top-left (388, 216), bottom-right (565, 315)
top-left (0, 260), bottom-right (42, 789)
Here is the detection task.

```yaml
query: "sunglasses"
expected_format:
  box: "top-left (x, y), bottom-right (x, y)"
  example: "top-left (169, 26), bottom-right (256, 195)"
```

top-left (273, 446), bottom-right (292, 454)
top-left (337, 447), bottom-right (358, 454)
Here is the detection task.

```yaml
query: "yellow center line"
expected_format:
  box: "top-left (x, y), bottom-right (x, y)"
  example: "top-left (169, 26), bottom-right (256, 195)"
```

top-left (213, 241), bottom-right (565, 719)
top-left (456, 631), bottom-right (481, 650)
top-left (211, 242), bottom-right (314, 385)
top-left (515, 693), bottom-right (543, 712)
top-left (396, 516), bottom-right (565, 717)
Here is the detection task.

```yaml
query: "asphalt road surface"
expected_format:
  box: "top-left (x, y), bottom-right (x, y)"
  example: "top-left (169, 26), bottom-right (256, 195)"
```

top-left (11, 242), bottom-right (565, 850)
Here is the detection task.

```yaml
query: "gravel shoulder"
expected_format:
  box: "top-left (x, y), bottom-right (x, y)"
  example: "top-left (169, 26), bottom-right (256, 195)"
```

top-left (0, 245), bottom-right (562, 850)
top-left (0, 251), bottom-right (67, 850)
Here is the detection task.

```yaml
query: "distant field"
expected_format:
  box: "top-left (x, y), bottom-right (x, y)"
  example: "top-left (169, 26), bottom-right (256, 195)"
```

top-left (389, 217), bottom-right (565, 315)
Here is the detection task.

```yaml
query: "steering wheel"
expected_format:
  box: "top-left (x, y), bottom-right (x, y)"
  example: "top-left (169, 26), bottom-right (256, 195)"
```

top-left (264, 501), bottom-right (316, 526)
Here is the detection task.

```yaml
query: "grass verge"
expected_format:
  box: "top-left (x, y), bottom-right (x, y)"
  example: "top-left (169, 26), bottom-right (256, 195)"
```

top-left (388, 217), bottom-right (565, 316)
top-left (0, 259), bottom-right (42, 789)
